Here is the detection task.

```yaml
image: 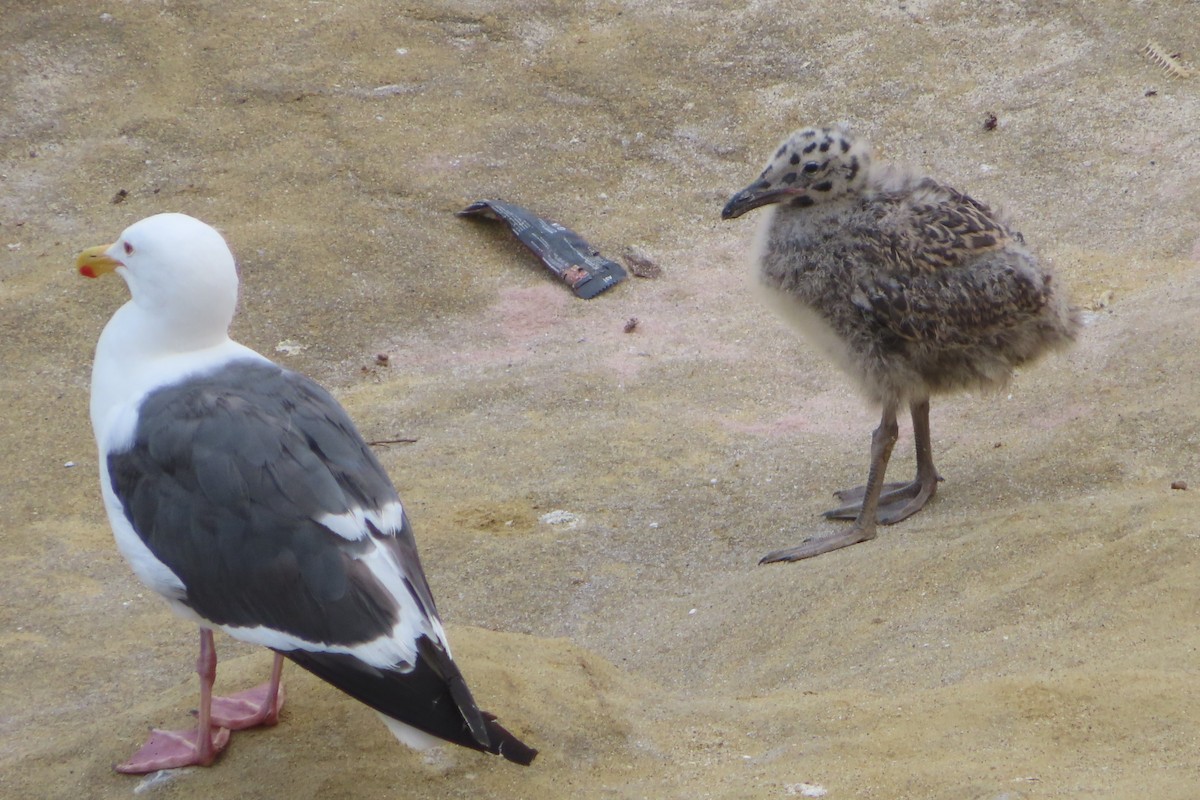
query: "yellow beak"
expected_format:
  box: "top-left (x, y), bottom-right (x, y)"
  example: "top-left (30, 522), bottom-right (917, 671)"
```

top-left (76, 244), bottom-right (122, 278)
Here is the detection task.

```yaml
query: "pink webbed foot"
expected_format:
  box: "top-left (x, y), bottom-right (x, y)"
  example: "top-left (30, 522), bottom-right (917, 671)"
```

top-left (115, 725), bottom-right (231, 774)
top-left (207, 681), bottom-right (286, 730)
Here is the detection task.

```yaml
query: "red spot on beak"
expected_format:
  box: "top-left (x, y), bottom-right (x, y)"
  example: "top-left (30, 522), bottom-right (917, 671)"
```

top-left (80, 265), bottom-right (98, 278)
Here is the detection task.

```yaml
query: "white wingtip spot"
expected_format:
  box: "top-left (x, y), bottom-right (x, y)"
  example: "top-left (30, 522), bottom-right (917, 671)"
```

top-left (317, 500), bottom-right (406, 541)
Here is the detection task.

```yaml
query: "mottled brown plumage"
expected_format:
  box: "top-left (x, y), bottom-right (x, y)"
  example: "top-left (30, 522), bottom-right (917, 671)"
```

top-left (723, 124), bottom-right (1079, 563)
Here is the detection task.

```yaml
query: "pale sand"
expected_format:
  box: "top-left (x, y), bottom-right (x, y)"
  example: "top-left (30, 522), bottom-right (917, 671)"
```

top-left (2, 2), bottom-right (1198, 798)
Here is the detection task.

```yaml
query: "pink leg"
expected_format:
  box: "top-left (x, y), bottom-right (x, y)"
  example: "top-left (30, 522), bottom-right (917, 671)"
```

top-left (208, 652), bottom-right (287, 730)
top-left (115, 628), bottom-right (231, 774)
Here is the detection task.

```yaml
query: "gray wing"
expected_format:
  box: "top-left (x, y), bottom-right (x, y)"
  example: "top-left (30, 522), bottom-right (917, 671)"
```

top-left (107, 359), bottom-right (438, 646)
top-left (106, 359), bottom-right (539, 760)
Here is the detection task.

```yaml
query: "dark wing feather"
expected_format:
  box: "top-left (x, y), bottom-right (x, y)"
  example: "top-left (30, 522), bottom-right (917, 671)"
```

top-left (109, 359), bottom-right (535, 761)
top-left (288, 637), bottom-right (537, 765)
top-left (108, 360), bottom-right (414, 645)
top-left (851, 180), bottom-right (1052, 346)
top-left (873, 178), bottom-right (1017, 273)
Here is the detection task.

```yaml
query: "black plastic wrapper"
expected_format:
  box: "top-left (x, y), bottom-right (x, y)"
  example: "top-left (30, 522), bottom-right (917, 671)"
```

top-left (458, 199), bottom-right (627, 299)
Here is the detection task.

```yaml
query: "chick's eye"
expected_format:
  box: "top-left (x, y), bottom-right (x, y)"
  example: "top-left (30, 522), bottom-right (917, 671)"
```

top-left (123, 241), bottom-right (133, 255)
top-left (802, 162), bottom-right (821, 175)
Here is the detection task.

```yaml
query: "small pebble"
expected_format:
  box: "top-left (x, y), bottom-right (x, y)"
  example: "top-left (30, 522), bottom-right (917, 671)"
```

top-left (539, 510), bottom-right (580, 527)
top-left (374, 353), bottom-right (390, 366)
top-left (621, 245), bottom-right (662, 279)
top-left (623, 317), bottom-right (639, 333)
top-left (1171, 480), bottom-right (1187, 490)
top-left (1089, 289), bottom-right (1115, 310)
top-left (133, 769), bottom-right (185, 794)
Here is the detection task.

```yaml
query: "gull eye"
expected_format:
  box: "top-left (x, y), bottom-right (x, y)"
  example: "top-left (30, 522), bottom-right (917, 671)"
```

top-left (123, 241), bottom-right (134, 255)
top-left (802, 162), bottom-right (821, 175)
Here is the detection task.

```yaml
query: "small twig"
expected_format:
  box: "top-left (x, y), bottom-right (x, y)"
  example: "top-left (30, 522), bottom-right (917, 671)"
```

top-left (367, 437), bottom-right (418, 447)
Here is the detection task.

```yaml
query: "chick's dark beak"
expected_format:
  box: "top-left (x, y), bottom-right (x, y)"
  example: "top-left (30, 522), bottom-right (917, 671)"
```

top-left (721, 179), bottom-right (798, 220)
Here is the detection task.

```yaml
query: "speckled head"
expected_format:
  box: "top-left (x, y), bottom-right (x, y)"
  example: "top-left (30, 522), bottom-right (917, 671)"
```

top-left (721, 124), bottom-right (873, 220)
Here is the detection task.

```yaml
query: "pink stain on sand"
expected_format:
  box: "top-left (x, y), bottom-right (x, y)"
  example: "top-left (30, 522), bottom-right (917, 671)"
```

top-left (492, 284), bottom-right (571, 344)
top-left (724, 389), bottom-right (868, 439)
top-left (388, 284), bottom-right (572, 371)
top-left (439, 284), bottom-right (573, 369)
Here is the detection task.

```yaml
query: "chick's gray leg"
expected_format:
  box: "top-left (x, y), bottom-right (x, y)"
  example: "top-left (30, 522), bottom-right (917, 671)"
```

top-left (823, 399), bottom-right (940, 523)
top-left (761, 404), bottom-right (898, 563)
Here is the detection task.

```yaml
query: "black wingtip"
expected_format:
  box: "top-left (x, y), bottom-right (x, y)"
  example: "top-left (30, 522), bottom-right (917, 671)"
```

top-left (286, 642), bottom-right (537, 764)
top-left (483, 713), bottom-right (538, 765)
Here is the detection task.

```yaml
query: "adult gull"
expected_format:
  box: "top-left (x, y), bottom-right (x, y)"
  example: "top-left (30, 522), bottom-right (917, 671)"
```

top-left (78, 213), bottom-right (536, 772)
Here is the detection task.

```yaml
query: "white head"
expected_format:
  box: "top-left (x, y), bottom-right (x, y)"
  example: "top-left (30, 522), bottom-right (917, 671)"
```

top-left (722, 123), bottom-right (874, 219)
top-left (78, 213), bottom-right (239, 351)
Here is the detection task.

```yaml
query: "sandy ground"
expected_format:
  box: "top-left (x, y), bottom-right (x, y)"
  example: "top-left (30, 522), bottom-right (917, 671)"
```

top-left (3, 1), bottom-right (1199, 798)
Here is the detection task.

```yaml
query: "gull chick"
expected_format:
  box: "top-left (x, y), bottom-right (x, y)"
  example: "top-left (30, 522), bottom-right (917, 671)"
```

top-left (723, 124), bottom-right (1079, 563)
